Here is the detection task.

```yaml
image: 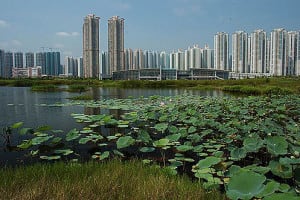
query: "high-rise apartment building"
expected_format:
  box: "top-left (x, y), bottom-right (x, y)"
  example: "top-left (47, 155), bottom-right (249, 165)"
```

top-left (108, 16), bottom-right (124, 74)
top-left (189, 45), bottom-right (202, 69)
top-left (270, 28), bottom-right (288, 76)
top-left (83, 14), bottom-right (100, 78)
top-left (0, 49), bottom-right (4, 77)
top-left (124, 49), bottom-right (133, 70)
top-left (36, 52), bottom-right (45, 68)
top-left (202, 45), bottom-right (214, 69)
top-left (65, 56), bottom-right (78, 76)
top-left (45, 52), bottom-right (61, 76)
top-left (159, 51), bottom-right (170, 69)
top-left (250, 30), bottom-right (267, 73)
top-left (287, 31), bottom-right (300, 76)
top-left (133, 49), bottom-right (144, 70)
top-left (14, 52), bottom-right (23, 68)
top-left (4, 52), bottom-right (13, 78)
top-left (214, 32), bottom-right (229, 70)
top-left (232, 31), bottom-right (249, 73)
top-left (25, 52), bottom-right (35, 68)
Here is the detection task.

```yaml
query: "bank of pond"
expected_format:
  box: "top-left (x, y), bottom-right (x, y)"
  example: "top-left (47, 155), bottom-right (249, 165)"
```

top-left (0, 77), bottom-right (299, 95)
top-left (1, 94), bottom-right (300, 199)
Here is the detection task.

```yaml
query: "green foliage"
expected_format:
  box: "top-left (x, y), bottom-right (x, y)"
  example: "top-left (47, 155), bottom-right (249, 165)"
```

top-left (10, 93), bottom-right (300, 199)
top-left (226, 170), bottom-right (266, 200)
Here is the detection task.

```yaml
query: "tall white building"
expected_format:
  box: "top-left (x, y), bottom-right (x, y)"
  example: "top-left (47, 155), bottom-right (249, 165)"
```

top-left (133, 49), bottom-right (143, 70)
top-left (124, 48), bottom-right (133, 70)
top-left (202, 45), bottom-right (214, 69)
top-left (214, 32), bottom-right (229, 70)
top-left (232, 31), bottom-right (249, 73)
top-left (250, 30), bottom-right (267, 73)
top-left (189, 45), bottom-right (202, 69)
top-left (287, 31), bottom-right (300, 75)
top-left (270, 28), bottom-right (288, 76)
top-left (83, 14), bottom-right (100, 78)
top-left (175, 50), bottom-right (185, 70)
top-left (108, 16), bottom-right (125, 74)
top-left (159, 51), bottom-right (170, 69)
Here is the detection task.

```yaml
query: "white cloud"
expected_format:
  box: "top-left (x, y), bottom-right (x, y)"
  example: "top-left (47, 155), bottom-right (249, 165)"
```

top-left (56, 32), bottom-right (79, 37)
top-left (0, 20), bottom-right (8, 28)
top-left (12, 40), bottom-right (22, 46)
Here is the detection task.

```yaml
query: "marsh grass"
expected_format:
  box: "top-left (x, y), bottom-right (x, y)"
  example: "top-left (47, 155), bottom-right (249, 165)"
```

top-left (66, 84), bottom-right (89, 92)
top-left (31, 84), bottom-right (60, 92)
top-left (1, 77), bottom-right (299, 94)
top-left (0, 160), bottom-right (226, 200)
top-left (68, 94), bottom-right (93, 100)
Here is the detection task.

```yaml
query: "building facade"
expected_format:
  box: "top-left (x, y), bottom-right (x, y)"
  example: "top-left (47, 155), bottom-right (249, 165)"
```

top-left (14, 52), bottom-right (23, 68)
top-left (25, 52), bottom-right (35, 68)
top-left (232, 31), bottom-right (249, 73)
top-left (0, 49), bottom-right (4, 77)
top-left (108, 16), bottom-right (124, 75)
top-left (214, 32), bottom-right (229, 70)
top-left (83, 14), bottom-right (100, 78)
top-left (4, 52), bottom-right (13, 78)
top-left (250, 30), bottom-right (267, 73)
top-left (270, 28), bottom-right (288, 76)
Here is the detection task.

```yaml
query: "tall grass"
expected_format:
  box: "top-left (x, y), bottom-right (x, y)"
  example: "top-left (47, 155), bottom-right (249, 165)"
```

top-left (0, 160), bottom-right (226, 200)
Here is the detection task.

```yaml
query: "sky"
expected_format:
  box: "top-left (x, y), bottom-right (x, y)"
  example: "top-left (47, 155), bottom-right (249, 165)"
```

top-left (0, 0), bottom-right (299, 58)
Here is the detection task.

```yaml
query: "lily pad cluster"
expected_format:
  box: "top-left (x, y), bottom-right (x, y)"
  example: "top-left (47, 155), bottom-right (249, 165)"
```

top-left (12, 94), bottom-right (300, 199)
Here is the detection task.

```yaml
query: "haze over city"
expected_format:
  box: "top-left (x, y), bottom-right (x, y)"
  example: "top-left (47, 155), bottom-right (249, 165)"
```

top-left (0, 0), bottom-right (299, 58)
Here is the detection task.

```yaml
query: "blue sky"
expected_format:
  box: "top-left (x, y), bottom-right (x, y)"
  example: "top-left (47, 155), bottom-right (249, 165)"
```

top-left (0, 0), bottom-right (299, 57)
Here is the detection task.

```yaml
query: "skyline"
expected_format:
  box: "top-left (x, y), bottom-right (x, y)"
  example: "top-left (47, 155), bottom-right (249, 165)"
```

top-left (0, 0), bottom-right (300, 58)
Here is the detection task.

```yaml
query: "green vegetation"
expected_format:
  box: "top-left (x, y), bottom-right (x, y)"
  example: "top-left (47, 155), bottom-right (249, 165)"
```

top-left (6, 94), bottom-right (300, 199)
top-left (66, 84), bottom-right (89, 92)
top-left (31, 84), bottom-right (60, 92)
top-left (0, 77), bottom-right (300, 95)
top-left (68, 94), bottom-right (93, 100)
top-left (0, 160), bottom-right (226, 200)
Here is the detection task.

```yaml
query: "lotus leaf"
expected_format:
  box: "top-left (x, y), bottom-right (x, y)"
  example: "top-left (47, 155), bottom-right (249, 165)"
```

top-left (243, 136), bottom-right (264, 152)
top-left (113, 150), bottom-right (124, 157)
top-left (166, 133), bottom-right (181, 142)
top-left (264, 193), bottom-right (299, 200)
top-left (54, 149), bottom-right (73, 156)
top-left (168, 125), bottom-right (178, 134)
top-left (266, 136), bottom-right (288, 156)
top-left (19, 128), bottom-right (33, 135)
top-left (32, 136), bottom-right (53, 145)
top-left (137, 130), bottom-right (152, 144)
top-left (116, 136), bottom-right (135, 149)
top-left (154, 123), bottom-right (168, 133)
top-left (36, 125), bottom-right (52, 132)
top-left (230, 148), bottom-right (247, 161)
top-left (11, 122), bottom-right (24, 129)
top-left (153, 138), bottom-right (171, 148)
top-left (257, 180), bottom-right (280, 198)
top-left (188, 126), bottom-right (197, 134)
top-left (176, 145), bottom-right (193, 152)
top-left (17, 140), bottom-right (32, 149)
top-left (195, 156), bottom-right (222, 170)
top-left (40, 155), bottom-right (61, 160)
top-left (278, 183), bottom-right (290, 192)
top-left (139, 147), bottom-right (155, 153)
top-left (269, 160), bottom-right (293, 179)
top-left (226, 170), bottom-right (266, 200)
top-left (51, 137), bottom-right (62, 144)
top-left (79, 137), bottom-right (91, 144)
top-left (66, 129), bottom-right (81, 141)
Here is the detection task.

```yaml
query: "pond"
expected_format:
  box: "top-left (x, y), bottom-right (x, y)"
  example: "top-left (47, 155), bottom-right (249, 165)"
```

top-left (0, 86), bottom-right (226, 166)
